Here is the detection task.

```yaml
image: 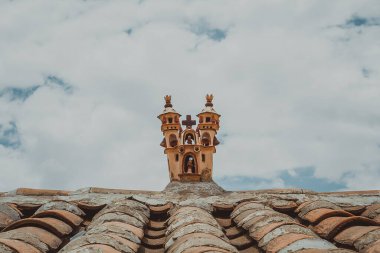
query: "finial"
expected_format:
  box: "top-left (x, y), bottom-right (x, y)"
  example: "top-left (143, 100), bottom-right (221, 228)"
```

top-left (164, 95), bottom-right (172, 108)
top-left (205, 94), bottom-right (214, 107)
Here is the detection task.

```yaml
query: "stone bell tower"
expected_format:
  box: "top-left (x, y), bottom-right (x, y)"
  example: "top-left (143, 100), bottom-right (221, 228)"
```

top-left (158, 95), bottom-right (221, 182)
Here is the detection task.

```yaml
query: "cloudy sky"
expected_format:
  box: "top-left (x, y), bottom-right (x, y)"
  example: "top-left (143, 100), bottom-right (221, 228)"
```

top-left (0, 1), bottom-right (379, 192)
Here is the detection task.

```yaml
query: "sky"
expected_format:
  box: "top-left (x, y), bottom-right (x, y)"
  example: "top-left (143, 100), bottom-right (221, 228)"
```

top-left (0, 0), bottom-right (379, 192)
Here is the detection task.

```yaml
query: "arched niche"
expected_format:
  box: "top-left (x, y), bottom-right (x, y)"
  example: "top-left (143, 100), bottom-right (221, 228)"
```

top-left (183, 153), bottom-right (197, 174)
top-left (169, 134), bottom-right (178, 147)
top-left (201, 132), bottom-right (211, 146)
top-left (183, 130), bottom-right (196, 145)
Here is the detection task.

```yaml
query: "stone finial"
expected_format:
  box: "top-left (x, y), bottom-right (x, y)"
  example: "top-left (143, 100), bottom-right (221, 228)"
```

top-left (164, 95), bottom-right (172, 108)
top-left (205, 94), bottom-right (214, 107)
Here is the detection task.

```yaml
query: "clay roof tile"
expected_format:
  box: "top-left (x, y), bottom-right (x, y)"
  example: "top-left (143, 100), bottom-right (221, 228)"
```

top-left (0, 238), bottom-right (40, 253)
top-left (334, 225), bottom-right (380, 247)
top-left (302, 208), bottom-right (353, 224)
top-left (313, 216), bottom-right (380, 239)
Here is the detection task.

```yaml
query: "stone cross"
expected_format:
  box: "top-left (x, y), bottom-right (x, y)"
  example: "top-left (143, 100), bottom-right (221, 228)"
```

top-left (182, 115), bottom-right (196, 129)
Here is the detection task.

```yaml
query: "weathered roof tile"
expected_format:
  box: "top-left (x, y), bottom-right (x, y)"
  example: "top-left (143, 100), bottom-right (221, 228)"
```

top-left (302, 208), bottom-right (353, 224)
top-left (334, 225), bottom-right (380, 247)
top-left (314, 216), bottom-right (379, 239)
top-left (32, 209), bottom-right (83, 228)
top-left (0, 238), bottom-right (40, 253)
top-left (3, 217), bottom-right (73, 237)
top-left (265, 233), bottom-right (315, 253)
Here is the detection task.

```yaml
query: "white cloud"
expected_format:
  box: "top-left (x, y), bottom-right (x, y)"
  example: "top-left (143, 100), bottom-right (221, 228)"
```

top-left (0, 0), bottom-right (379, 191)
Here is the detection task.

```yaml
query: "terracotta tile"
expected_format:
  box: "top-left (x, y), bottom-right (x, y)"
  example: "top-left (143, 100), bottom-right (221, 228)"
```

top-left (237, 215), bottom-right (266, 230)
top-left (60, 233), bottom-right (137, 253)
top-left (148, 220), bottom-right (166, 230)
top-left (235, 209), bottom-right (279, 228)
top-left (73, 244), bottom-right (121, 253)
top-left (0, 238), bottom-right (40, 253)
top-left (169, 206), bottom-right (210, 221)
top-left (250, 221), bottom-right (299, 241)
top-left (234, 201), bottom-right (263, 211)
top-left (0, 204), bottom-right (21, 221)
top-left (14, 226), bottom-right (62, 250)
top-left (362, 204), bottom-right (380, 219)
top-left (295, 201), bottom-right (313, 214)
top-left (353, 229), bottom-right (380, 252)
top-left (303, 208), bottom-right (353, 224)
top-left (35, 200), bottom-right (85, 216)
top-left (295, 249), bottom-right (355, 253)
top-left (238, 245), bottom-right (261, 253)
top-left (75, 202), bottom-right (106, 212)
top-left (138, 247), bottom-right (165, 253)
top-left (108, 233), bottom-right (139, 252)
top-left (342, 205), bottom-right (366, 215)
top-left (258, 224), bottom-right (317, 250)
top-left (166, 232), bottom-right (238, 253)
top-left (231, 202), bottom-right (267, 219)
top-left (314, 216), bottom-right (379, 239)
top-left (88, 187), bottom-right (157, 195)
top-left (88, 212), bottom-right (145, 229)
top-left (270, 200), bottom-right (298, 213)
top-left (142, 236), bottom-right (165, 247)
top-left (276, 238), bottom-right (337, 253)
top-left (224, 226), bottom-right (244, 239)
top-left (145, 228), bottom-right (166, 239)
top-left (334, 226), bottom-right (380, 247)
top-left (215, 217), bottom-right (232, 228)
top-left (298, 200), bottom-right (341, 218)
top-left (212, 203), bottom-right (234, 212)
top-left (181, 246), bottom-right (232, 253)
top-left (149, 203), bottom-right (173, 214)
top-left (0, 229), bottom-right (50, 252)
top-left (265, 233), bottom-right (314, 253)
top-left (165, 222), bottom-right (229, 249)
top-left (229, 234), bottom-right (253, 249)
top-left (3, 217), bottom-right (73, 237)
top-left (364, 240), bottom-right (380, 253)
top-left (15, 188), bottom-right (70, 196)
top-left (32, 209), bottom-right (83, 227)
top-left (247, 213), bottom-right (295, 234)
top-left (0, 212), bottom-right (14, 229)
top-left (93, 205), bottom-right (149, 225)
top-left (102, 221), bottom-right (144, 239)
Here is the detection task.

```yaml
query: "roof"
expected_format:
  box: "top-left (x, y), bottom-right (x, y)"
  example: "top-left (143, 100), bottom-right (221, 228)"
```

top-left (158, 107), bottom-right (181, 117)
top-left (197, 105), bottom-right (220, 116)
top-left (0, 181), bottom-right (380, 253)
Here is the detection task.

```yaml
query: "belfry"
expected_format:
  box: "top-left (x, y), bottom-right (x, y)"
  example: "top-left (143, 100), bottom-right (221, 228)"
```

top-left (158, 95), bottom-right (220, 182)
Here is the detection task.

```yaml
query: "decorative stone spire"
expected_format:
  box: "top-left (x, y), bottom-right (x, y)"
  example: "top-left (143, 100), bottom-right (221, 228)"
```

top-left (164, 95), bottom-right (172, 108)
top-left (205, 94), bottom-right (214, 107)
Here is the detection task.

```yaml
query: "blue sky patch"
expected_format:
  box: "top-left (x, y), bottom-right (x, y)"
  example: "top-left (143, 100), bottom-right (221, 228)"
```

top-left (362, 68), bottom-right (370, 78)
top-left (0, 75), bottom-right (73, 103)
top-left (216, 167), bottom-right (346, 192)
top-left (190, 20), bottom-right (227, 42)
top-left (343, 15), bottom-right (380, 28)
top-left (125, 28), bottom-right (133, 35)
top-left (0, 121), bottom-right (21, 149)
top-left (44, 75), bottom-right (73, 94)
top-left (0, 85), bottom-right (40, 102)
